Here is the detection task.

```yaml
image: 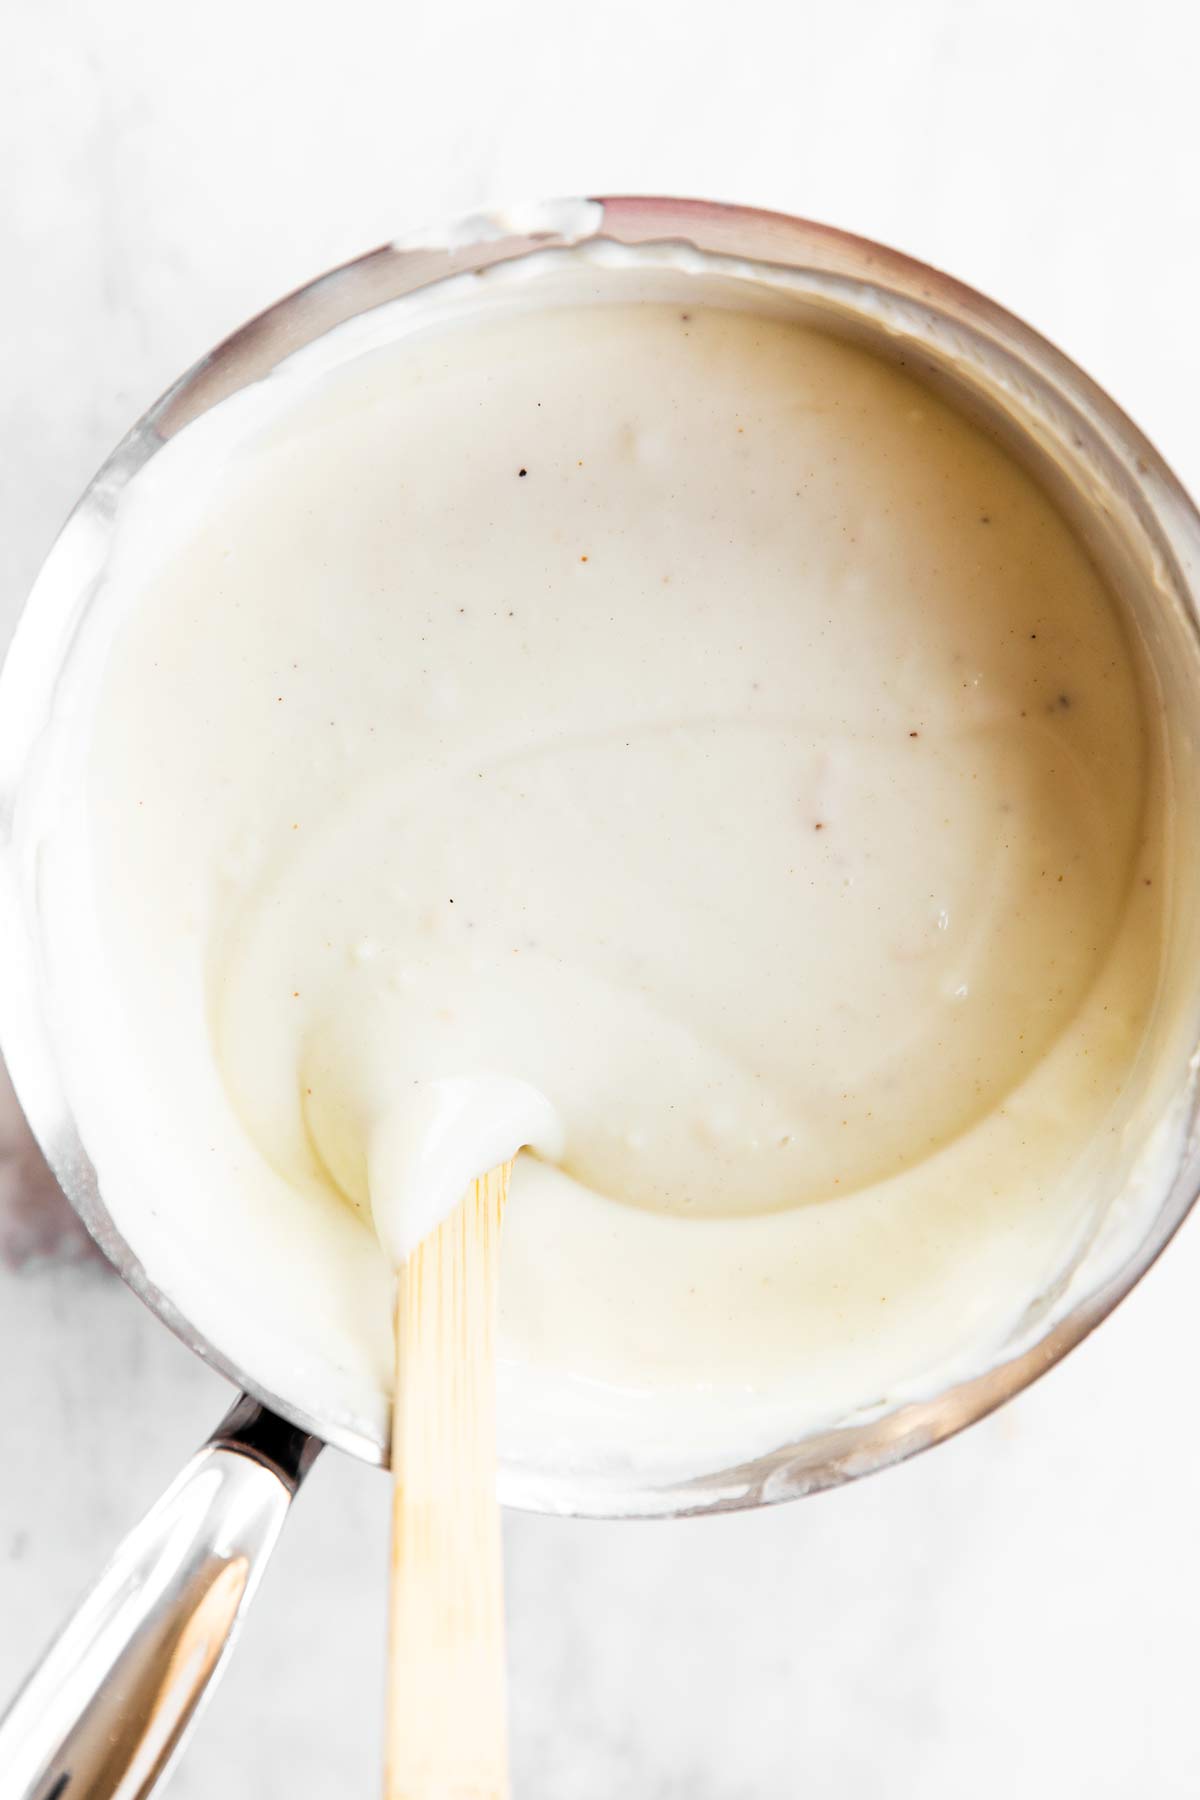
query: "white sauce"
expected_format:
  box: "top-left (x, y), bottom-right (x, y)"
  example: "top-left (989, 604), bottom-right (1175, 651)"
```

top-left (47, 293), bottom-right (1170, 1485)
top-left (368, 1077), bottom-right (562, 1265)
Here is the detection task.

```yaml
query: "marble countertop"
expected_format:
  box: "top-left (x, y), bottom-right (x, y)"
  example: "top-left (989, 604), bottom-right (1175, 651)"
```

top-left (4, 1), bottom-right (1200, 1792)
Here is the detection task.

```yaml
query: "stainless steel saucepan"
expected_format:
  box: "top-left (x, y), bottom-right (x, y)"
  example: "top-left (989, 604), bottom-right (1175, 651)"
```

top-left (2, 196), bottom-right (1200, 1799)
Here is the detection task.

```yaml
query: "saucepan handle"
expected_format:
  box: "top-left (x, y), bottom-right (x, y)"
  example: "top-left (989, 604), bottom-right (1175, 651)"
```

top-left (0, 1393), bottom-right (322, 1800)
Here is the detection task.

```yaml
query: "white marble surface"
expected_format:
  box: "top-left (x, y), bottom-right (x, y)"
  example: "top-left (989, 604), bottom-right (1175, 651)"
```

top-left (4, 0), bottom-right (1200, 1792)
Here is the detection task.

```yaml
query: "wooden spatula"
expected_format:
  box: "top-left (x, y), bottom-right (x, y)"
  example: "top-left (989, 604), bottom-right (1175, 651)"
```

top-left (385, 1161), bottom-right (512, 1800)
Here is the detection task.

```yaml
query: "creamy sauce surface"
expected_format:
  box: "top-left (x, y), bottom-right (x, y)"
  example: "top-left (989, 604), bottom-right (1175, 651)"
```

top-left (72, 299), bottom-right (1163, 1479)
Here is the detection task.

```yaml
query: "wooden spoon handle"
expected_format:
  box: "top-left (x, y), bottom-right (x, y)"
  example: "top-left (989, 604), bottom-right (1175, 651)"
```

top-left (385, 1162), bottom-right (512, 1800)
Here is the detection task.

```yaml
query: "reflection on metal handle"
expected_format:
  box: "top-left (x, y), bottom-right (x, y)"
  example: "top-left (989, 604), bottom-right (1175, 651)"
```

top-left (0, 1394), bottom-right (322, 1800)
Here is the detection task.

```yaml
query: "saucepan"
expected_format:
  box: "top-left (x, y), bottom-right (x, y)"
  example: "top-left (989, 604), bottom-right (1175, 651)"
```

top-left (2, 196), bottom-right (1200, 1799)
